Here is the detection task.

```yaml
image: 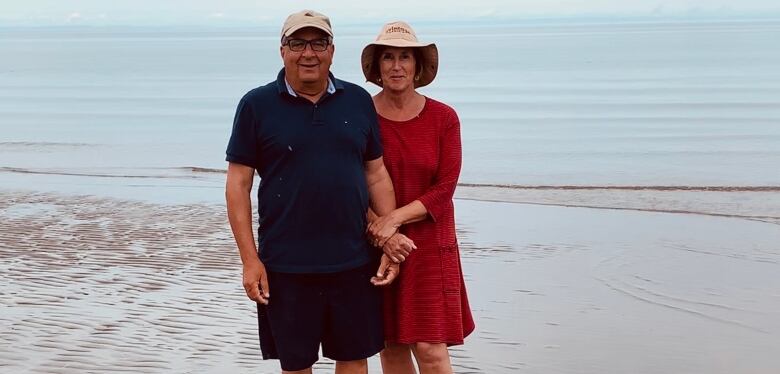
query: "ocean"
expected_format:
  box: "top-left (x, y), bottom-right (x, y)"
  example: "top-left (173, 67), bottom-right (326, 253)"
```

top-left (2, 20), bottom-right (780, 203)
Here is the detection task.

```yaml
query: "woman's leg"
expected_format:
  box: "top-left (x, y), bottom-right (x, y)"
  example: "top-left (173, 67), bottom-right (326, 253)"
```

top-left (380, 342), bottom-right (417, 374)
top-left (411, 342), bottom-right (452, 374)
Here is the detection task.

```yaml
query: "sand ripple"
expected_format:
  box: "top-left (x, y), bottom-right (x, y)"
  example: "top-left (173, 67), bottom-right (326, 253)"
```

top-left (0, 192), bottom-right (267, 373)
top-left (1, 192), bottom-right (503, 373)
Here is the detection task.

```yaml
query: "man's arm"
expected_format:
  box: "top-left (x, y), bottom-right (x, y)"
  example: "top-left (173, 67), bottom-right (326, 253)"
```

top-left (365, 156), bottom-right (395, 217)
top-left (225, 162), bottom-right (269, 304)
top-left (364, 157), bottom-right (396, 243)
top-left (364, 157), bottom-right (400, 285)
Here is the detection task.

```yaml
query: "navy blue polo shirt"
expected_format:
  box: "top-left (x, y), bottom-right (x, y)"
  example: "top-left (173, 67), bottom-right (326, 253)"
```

top-left (226, 69), bottom-right (382, 273)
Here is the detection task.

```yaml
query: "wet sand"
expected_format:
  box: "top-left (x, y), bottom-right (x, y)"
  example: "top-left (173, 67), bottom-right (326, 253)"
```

top-left (2, 191), bottom-right (780, 373)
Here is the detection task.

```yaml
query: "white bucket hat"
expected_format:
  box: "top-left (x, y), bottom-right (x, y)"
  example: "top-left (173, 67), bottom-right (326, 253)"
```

top-left (361, 21), bottom-right (438, 88)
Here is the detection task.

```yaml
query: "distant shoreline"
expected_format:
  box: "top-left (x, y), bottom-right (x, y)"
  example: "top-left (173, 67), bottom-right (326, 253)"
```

top-left (2, 17), bottom-right (780, 30)
top-left (4, 165), bottom-right (780, 192)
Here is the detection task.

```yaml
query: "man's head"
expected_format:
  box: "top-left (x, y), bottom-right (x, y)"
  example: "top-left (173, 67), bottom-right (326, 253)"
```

top-left (280, 10), bottom-right (335, 89)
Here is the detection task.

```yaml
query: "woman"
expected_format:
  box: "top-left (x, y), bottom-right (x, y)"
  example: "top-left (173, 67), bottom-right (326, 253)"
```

top-left (363, 21), bottom-right (475, 374)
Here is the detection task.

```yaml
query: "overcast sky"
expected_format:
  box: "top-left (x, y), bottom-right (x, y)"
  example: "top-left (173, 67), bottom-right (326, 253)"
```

top-left (2, 0), bottom-right (779, 26)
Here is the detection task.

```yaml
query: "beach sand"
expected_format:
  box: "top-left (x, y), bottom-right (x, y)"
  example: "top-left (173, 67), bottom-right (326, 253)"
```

top-left (2, 190), bottom-right (779, 373)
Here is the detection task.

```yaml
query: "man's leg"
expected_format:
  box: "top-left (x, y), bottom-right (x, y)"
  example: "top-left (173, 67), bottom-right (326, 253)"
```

top-left (411, 342), bottom-right (452, 374)
top-left (263, 271), bottom-right (325, 372)
top-left (380, 342), bottom-right (417, 374)
top-left (321, 263), bottom-right (385, 369)
top-left (335, 358), bottom-right (368, 374)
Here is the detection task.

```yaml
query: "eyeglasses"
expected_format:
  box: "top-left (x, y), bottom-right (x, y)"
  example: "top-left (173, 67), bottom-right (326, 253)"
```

top-left (284, 38), bottom-right (331, 52)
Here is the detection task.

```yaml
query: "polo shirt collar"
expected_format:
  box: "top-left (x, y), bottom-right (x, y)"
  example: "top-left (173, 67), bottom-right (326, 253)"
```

top-left (276, 68), bottom-right (343, 97)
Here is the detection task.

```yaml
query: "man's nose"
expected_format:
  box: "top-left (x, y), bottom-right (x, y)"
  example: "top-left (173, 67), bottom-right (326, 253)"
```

top-left (301, 44), bottom-right (317, 56)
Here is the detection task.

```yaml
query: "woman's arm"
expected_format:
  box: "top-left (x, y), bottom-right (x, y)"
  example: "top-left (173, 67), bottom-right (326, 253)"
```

top-left (369, 108), bottom-right (462, 237)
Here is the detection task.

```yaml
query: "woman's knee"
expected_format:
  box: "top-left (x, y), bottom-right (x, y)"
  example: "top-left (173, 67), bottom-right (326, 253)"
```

top-left (412, 342), bottom-right (448, 364)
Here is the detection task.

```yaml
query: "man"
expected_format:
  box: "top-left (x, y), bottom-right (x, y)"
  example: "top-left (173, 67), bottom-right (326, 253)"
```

top-left (225, 9), bottom-right (399, 374)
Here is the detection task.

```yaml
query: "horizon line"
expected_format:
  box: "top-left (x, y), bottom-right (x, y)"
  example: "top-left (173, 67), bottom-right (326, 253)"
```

top-left (2, 12), bottom-right (780, 28)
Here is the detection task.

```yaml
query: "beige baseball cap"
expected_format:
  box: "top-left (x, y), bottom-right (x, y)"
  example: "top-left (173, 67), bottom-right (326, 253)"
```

top-left (281, 10), bottom-right (333, 38)
top-left (361, 21), bottom-right (438, 88)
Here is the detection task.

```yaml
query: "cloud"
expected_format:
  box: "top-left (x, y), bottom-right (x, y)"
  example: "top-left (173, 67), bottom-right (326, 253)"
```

top-left (66, 12), bottom-right (82, 23)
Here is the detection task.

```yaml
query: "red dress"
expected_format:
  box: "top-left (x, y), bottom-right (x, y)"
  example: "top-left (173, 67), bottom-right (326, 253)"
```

top-left (379, 97), bottom-right (475, 345)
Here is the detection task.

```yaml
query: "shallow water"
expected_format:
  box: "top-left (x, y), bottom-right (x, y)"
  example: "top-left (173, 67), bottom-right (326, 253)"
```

top-left (2, 193), bottom-right (779, 373)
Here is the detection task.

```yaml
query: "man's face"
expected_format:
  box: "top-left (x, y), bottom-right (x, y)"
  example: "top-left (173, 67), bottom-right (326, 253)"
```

top-left (280, 28), bottom-right (334, 87)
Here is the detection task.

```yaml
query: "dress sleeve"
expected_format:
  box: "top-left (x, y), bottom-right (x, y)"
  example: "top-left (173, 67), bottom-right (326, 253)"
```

top-left (417, 108), bottom-right (462, 222)
top-left (225, 96), bottom-right (259, 168)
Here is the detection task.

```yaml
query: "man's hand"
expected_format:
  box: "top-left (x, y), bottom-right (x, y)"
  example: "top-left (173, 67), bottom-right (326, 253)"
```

top-left (371, 254), bottom-right (400, 286)
top-left (242, 258), bottom-right (270, 305)
top-left (382, 233), bottom-right (416, 263)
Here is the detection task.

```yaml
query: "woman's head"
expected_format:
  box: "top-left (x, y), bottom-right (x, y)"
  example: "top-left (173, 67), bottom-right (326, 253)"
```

top-left (361, 21), bottom-right (438, 89)
top-left (370, 46), bottom-right (424, 92)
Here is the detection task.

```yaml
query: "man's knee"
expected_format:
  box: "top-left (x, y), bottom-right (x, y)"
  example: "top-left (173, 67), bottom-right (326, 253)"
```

top-left (282, 369), bottom-right (312, 374)
top-left (335, 358), bottom-right (367, 374)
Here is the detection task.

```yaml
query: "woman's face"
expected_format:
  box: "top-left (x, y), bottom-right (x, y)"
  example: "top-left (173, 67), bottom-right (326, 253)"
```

top-left (379, 47), bottom-right (417, 93)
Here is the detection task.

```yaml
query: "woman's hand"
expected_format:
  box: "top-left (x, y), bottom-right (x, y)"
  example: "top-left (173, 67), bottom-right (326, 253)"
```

top-left (382, 233), bottom-right (417, 263)
top-left (367, 212), bottom-right (402, 247)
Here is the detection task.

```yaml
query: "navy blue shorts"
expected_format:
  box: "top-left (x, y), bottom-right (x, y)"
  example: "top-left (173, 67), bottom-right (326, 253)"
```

top-left (257, 261), bottom-right (384, 371)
